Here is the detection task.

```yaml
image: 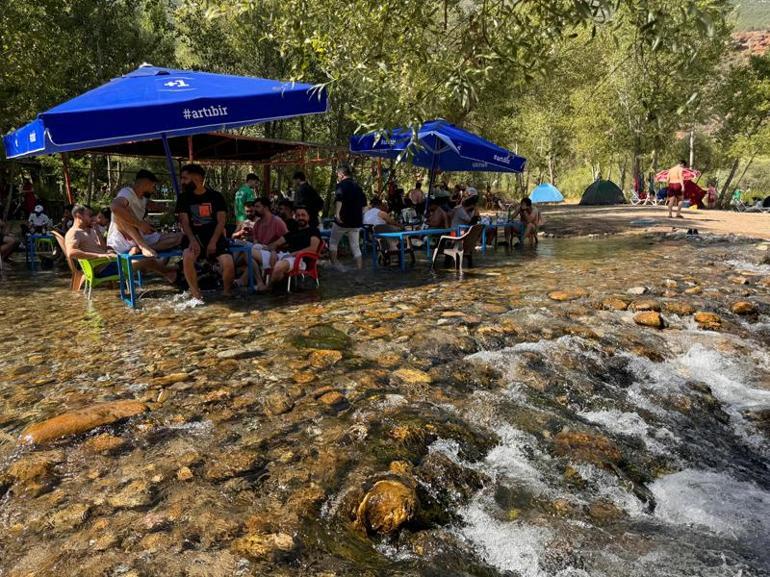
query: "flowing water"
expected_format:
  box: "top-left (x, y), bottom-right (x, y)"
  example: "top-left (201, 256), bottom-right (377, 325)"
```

top-left (0, 234), bottom-right (769, 577)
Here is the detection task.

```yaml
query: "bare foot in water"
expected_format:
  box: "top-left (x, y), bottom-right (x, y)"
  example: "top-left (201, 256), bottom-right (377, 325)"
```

top-left (190, 289), bottom-right (204, 301)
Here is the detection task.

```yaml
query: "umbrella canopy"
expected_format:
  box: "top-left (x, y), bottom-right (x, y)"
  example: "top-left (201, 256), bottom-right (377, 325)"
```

top-left (655, 167), bottom-right (701, 183)
top-left (349, 120), bottom-right (526, 173)
top-left (530, 183), bottom-right (564, 203)
top-left (3, 64), bottom-right (328, 159)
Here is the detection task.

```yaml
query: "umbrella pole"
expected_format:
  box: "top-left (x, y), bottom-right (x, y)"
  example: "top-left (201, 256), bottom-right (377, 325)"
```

top-left (62, 154), bottom-right (74, 204)
top-left (161, 134), bottom-right (181, 199)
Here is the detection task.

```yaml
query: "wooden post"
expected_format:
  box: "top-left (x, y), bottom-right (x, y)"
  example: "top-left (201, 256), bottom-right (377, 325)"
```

top-left (376, 158), bottom-right (383, 197)
top-left (188, 136), bottom-right (194, 162)
top-left (62, 154), bottom-right (74, 204)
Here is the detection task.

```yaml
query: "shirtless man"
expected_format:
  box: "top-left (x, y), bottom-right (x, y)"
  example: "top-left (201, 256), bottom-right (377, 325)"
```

top-left (107, 169), bottom-right (182, 257)
top-left (666, 160), bottom-right (687, 219)
top-left (66, 205), bottom-right (176, 281)
top-left (511, 197), bottom-right (542, 246)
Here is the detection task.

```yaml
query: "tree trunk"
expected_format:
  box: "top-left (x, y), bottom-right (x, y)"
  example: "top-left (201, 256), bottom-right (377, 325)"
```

top-left (548, 155), bottom-right (555, 186)
top-left (619, 158), bottom-right (628, 192)
top-left (718, 158), bottom-right (740, 208)
top-left (734, 153), bottom-right (756, 191)
top-left (689, 130), bottom-right (695, 167)
top-left (86, 154), bottom-right (95, 205)
top-left (2, 163), bottom-right (15, 222)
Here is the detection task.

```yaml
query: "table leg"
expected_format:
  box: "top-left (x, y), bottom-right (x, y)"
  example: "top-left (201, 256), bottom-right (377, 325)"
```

top-left (127, 258), bottom-right (137, 309)
top-left (400, 237), bottom-right (406, 272)
top-left (118, 255), bottom-right (127, 304)
top-left (482, 227), bottom-right (487, 255)
top-left (425, 235), bottom-right (431, 259)
top-left (247, 249), bottom-right (254, 293)
top-left (371, 234), bottom-right (378, 269)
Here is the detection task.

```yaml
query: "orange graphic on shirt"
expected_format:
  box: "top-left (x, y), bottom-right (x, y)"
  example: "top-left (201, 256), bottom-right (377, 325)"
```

top-left (198, 203), bottom-right (212, 218)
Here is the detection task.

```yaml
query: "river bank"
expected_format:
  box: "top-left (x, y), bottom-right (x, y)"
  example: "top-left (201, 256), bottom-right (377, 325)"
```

top-left (1, 233), bottom-right (769, 577)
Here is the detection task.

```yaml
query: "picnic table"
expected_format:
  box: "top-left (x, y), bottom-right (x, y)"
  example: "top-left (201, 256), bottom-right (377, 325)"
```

top-left (116, 242), bottom-right (255, 308)
top-left (371, 228), bottom-right (452, 272)
top-left (26, 233), bottom-right (54, 270)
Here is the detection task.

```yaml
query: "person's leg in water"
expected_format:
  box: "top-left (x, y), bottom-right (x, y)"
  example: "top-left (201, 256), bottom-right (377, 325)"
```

top-left (218, 253), bottom-right (235, 297)
top-left (268, 259), bottom-right (291, 287)
top-left (1, 235), bottom-right (19, 260)
top-left (348, 228), bottom-right (362, 269)
top-left (182, 246), bottom-right (203, 300)
top-left (328, 224), bottom-right (345, 270)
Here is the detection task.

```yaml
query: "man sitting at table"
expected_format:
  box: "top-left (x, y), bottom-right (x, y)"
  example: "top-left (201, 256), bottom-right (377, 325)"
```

top-left (450, 196), bottom-right (479, 229)
top-left (177, 164), bottom-right (235, 300)
top-left (66, 205), bottom-right (176, 281)
top-left (264, 206), bottom-right (321, 289)
top-left (236, 196), bottom-right (289, 289)
top-left (509, 197), bottom-right (542, 247)
top-left (108, 169), bottom-right (182, 257)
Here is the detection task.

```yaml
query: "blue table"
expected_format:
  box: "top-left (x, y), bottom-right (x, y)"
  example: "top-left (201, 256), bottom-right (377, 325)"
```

top-left (116, 243), bottom-right (254, 308)
top-left (457, 222), bottom-right (524, 254)
top-left (371, 228), bottom-right (452, 272)
top-left (26, 233), bottom-right (54, 270)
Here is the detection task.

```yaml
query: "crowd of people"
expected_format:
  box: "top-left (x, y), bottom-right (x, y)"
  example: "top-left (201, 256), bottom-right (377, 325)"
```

top-left (1, 163), bottom-right (544, 298)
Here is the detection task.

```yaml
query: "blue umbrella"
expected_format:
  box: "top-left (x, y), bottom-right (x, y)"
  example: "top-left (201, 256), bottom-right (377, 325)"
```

top-left (3, 64), bottom-right (328, 194)
top-left (530, 183), bottom-right (564, 204)
top-left (350, 119), bottom-right (526, 174)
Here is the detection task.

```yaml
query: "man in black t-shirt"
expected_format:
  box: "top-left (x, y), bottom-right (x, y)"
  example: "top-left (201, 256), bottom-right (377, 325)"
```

top-left (292, 171), bottom-right (323, 228)
top-left (177, 163), bottom-right (235, 300)
top-left (266, 205), bottom-right (321, 288)
top-left (329, 163), bottom-right (366, 270)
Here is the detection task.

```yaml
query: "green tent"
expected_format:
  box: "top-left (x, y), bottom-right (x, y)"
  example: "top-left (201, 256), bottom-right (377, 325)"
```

top-left (579, 180), bottom-right (626, 205)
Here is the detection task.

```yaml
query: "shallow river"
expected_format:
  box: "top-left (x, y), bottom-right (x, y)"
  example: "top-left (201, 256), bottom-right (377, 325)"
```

top-left (1, 234), bottom-right (769, 577)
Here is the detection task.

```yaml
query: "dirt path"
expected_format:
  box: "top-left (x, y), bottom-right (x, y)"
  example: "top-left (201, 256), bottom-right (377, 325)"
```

top-left (538, 204), bottom-right (770, 240)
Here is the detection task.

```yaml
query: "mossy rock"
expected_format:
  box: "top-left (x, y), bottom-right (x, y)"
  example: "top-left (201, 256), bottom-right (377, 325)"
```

top-left (289, 325), bottom-right (352, 351)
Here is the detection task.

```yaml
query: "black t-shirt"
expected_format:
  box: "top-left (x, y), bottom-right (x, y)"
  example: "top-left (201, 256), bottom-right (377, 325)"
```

top-left (176, 187), bottom-right (227, 241)
top-left (334, 178), bottom-right (366, 228)
top-left (295, 182), bottom-right (323, 225)
top-left (284, 217), bottom-right (299, 234)
top-left (284, 226), bottom-right (321, 253)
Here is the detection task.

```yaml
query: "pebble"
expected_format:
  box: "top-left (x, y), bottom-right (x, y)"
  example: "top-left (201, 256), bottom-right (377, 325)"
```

top-left (633, 311), bottom-right (665, 329)
top-left (548, 289), bottom-right (589, 302)
top-left (694, 311), bottom-right (722, 330)
top-left (392, 368), bottom-right (433, 385)
top-left (631, 299), bottom-right (660, 312)
top-left (309, 349), bottom-right (343, 368)
top-left (319, 391), bottom-right (346, 406)
top-left (601, 297), bottom-right (629, 311)
top-left (216, 347), bottom-right (262, 360)
top-left (626, 286), bottom-right (647, 295)
top-left (731, 301), bottom-right (757, 315)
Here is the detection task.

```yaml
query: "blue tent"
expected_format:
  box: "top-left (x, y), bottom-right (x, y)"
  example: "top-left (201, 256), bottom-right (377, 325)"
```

top-left (349, 119), bottom-right (526, 174)
top-left (3, 64), bottom-right (328, 195)
top-left (530, 183), bottom-right (564, 204)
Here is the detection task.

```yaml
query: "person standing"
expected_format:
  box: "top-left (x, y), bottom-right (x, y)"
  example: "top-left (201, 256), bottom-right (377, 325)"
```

top-left (408, 181), bottom-right (424, 218)
top-left (177, 164), bottom-right (235, 300)
top-left (329, 164), bottom-right (366, 270)
top-left (292, 171), bottom-right (323, 228)
top-left (666, 160), bottom-right (687, 219)
top-left (234, 173), bottom-right (258, 226)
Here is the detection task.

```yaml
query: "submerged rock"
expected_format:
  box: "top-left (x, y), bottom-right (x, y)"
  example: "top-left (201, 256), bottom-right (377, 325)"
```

top-left (553, 430), bottom-right (622, 466)
top-left (694, 311), bottom-right (722, 330)
top-left (663, 301), bottom-right (696, 316)
top-left (626, 286), bottom-right (648, 296)
top-left (548, 289), bottom-right (589, 302)
top-left (290, 325), bottom-right (351, 350)
top-left (633, 311), bottom-right (665, 329)
top-left (19, 400), bottom-right (148, 445)
top-left (355, 479), bottom-right (417, 534)
top-left (730, 301), bottom-right (757, 315)
top-left (631, 299), bottom-right (660, 312)
top-left (231, 531), bottom-right (296, 560)
top-left (309, 349), bottom-right (343, 368)
top-left (602, 297), bottom-right (630, 311)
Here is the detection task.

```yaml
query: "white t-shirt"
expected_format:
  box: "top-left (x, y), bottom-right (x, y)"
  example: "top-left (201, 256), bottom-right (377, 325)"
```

top-left (28, 212), bottom-right (52, 228)
top-left (363, 208), bottom-right (387, 226)
top-left (107, 186), bottom-right (147, 245)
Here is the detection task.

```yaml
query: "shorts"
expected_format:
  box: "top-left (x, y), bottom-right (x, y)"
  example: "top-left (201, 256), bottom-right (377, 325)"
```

top-left (108, 230), bottom-right (162, 254)
top-left (667, 183), bottom-right (683, 198)
top-left (95, 261), bottom-right (119, 278)
top-left (277, 252), bottom-right (306, 272)
top-left (251, 245), bottom-right (273, 269)
top-left (181, 235), bottom-right (230, 261)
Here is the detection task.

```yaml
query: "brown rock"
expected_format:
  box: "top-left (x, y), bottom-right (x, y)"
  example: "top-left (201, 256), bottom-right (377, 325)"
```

top-left (203, 449), bottom-right (264, 481)
top-left (319, 391), bottom-right (346, 406)
top-left (588, 500), bottom-right (625, 523)
top-left (19, 400), bottom-right (148, 445)
top-left (633, 311), bottom-right (665, 329)
top-left (392, 368), bottom-right (432, 386)
top-left (602, 297), bottom-right (629, 311)
top-left (694, 311), bottom-right (722, 330)
top-left (355, 479), bottom-right (417, 534)
top-left (231, 532), bottom-right (296, 560)
top-left (731, 301), bottom-right (757, 315)
top-left (631, 299), bottom-right (660, 312)
top-left (176, 466), bottom-right (194, 481)
top-left (553, 431), bottom-right (622, 465)
top-left (48, 503), bottom-right (91, 530)
top-left (309, 349), bottom-right (343, 368)
top-left (292, 371), bottom-right (316, 384)
top-left (730, 276), bottom-right (749, 285)
top-left (262, 388), bottom-right (294, 416)
top-left (389, 460), bottom-right (414, 475)
top-left (663, 302), bottom-right (696, 316)
top-left (684, 286), bottom-right (703, 295)
top-left (83, 433), bottom-right (125, 454)
top-left (548, 289), bottom-right (588, 302)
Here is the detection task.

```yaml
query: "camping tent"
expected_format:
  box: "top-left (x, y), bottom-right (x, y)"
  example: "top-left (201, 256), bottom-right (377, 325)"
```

top-left (530, 183), bottom-right (564, 204)
top-left (579, 180), bottom-right (626, 205)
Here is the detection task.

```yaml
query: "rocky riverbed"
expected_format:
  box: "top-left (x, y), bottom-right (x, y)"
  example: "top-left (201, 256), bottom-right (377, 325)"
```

top-left (1, 234), bottom-right (769, 577)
